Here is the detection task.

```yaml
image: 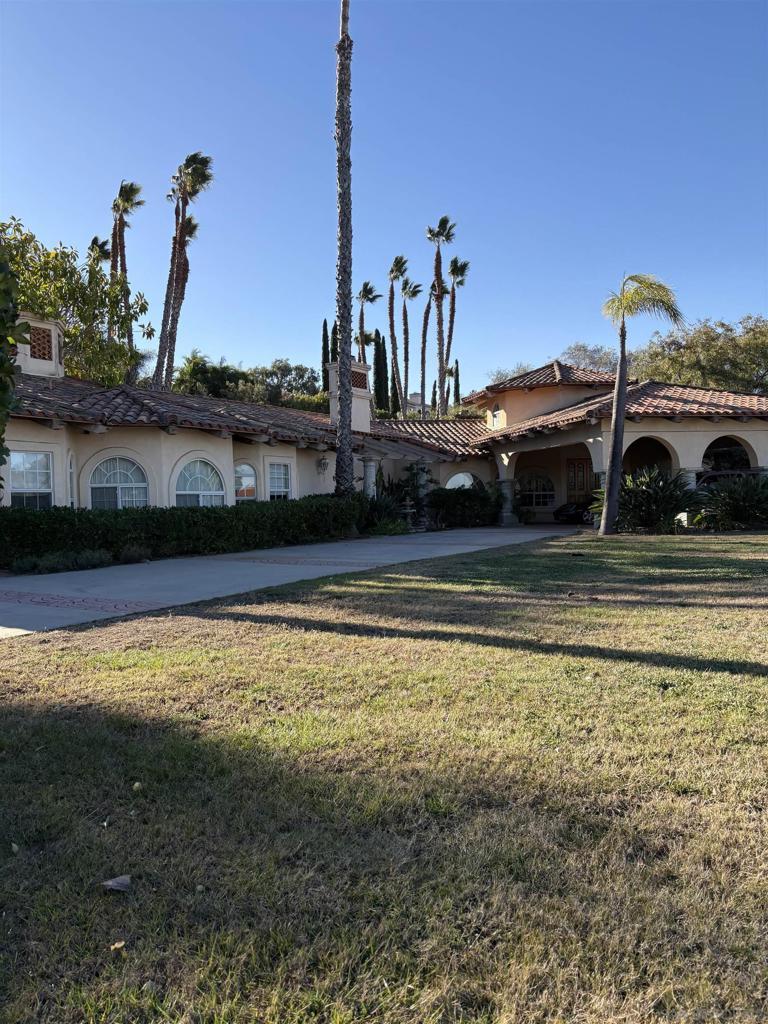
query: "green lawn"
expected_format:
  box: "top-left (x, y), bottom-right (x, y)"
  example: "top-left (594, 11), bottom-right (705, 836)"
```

top-left (2, 533), bottom-right (768, 1023)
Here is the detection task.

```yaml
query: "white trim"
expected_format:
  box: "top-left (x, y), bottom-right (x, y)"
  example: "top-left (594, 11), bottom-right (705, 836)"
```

top-left (267, 461), bottom-right (292, 500)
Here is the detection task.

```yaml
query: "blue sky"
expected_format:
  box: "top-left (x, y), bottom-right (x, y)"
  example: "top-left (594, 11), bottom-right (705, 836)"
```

top-left (2, 0), bottom-right (766, 395)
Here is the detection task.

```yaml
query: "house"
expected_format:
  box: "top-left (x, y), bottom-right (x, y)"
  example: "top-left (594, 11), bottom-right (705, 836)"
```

top-left (4, 316), bottom-right (767, 522)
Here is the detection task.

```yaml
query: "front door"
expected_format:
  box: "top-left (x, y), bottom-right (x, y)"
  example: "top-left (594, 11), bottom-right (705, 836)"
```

top-left (566, 458), bottom-right (592, 502)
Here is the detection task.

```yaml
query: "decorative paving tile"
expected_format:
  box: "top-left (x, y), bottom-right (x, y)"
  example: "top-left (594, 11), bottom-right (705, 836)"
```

top-left (0, 590), bottom-right (156, 613)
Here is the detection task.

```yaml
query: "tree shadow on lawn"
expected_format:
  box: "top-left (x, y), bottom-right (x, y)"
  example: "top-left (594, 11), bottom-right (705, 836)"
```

top-left (1, 701), bottom-right (763, 1023)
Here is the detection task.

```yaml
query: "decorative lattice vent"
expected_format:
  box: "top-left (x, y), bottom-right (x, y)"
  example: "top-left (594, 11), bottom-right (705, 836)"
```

top-left (351, 370), bottom-right (368, 390)
top-left (29, 326), bottom-right (53, 361)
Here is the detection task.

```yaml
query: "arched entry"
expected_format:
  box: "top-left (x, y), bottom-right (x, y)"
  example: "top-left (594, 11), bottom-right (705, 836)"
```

top-left (623, 437), bottom-right (675, 474)
top-left (445, 471), bottom-right (483, 490)
top-left (702, 436), bottom-right (754, 472)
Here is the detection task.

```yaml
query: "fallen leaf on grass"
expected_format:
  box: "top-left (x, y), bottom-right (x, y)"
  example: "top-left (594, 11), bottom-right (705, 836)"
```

top-left (110, 940), bottom-right (126, 952)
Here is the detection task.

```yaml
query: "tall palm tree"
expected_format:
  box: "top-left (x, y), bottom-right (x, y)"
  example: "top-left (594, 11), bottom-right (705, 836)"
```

top-left (153, 152), bottom-right (213, 388)
top-left (334, 0), bottom-right (354, 495)
top-left (387, 255), bottom-right (407, 414)
top-left (88, 236), bottom-right (111, 264)
top-left (163, 217), bottom-right (198, 389)
top-left (600, 273), bottom-right (683, 535)
top-left (400, 276), bottom-right (422, 419)
top-left (356, 281), bottom-right (380, 362)
top-left (426, 215), bottom-right (455, 419)
top-left (419, 291), bottom-right (432, 420)
top-left (112, 181), bottom-right (144, 383)
top-left (443, 256), bottom-right (469, 413)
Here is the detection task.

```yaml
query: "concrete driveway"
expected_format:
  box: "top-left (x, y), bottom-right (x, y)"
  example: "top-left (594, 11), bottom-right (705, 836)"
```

top-left (0, 526), bottom-right (575, 638)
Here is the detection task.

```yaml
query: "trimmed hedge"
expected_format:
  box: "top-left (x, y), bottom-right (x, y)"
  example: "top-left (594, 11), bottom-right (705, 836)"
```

top-left (427, 484), bottom-right (501, 528)
top-left (0, 494), bottom-right (366, 569)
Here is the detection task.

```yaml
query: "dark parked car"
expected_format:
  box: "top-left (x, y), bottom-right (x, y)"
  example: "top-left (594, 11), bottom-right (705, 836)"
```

top-left (553, 500), bottom-right (595, 525)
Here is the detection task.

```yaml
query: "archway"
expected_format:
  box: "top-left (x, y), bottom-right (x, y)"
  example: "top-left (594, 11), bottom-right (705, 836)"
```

top-left (701, 436), bottom-right (754, 472)
top-left (622, 437), bottom-right (675, 474)
top-left (445, 471), bottom-right (483, 490)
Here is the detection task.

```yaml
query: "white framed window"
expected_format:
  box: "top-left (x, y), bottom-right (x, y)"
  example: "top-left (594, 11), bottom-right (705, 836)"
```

top-left (268, 462), bottom-right (291, 501)
top-left (491, 403), bottom-right (501, 428)
top-left (91, 457), bottom-right (149, 510)
top-left (234, 462), bottom-right (257, 503)
top-left (9, 451), bottom-right (53, 509)
top-left (176, 459), bottom-right (225, 507)
top-left (516, 470), bottom-right (556, 508)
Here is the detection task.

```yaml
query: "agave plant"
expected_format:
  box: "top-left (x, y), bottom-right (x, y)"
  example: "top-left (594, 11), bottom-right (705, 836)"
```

top-left (591, 466), bottom-right (699, 534)
top-left (698, 475), bottom-right (768, 530)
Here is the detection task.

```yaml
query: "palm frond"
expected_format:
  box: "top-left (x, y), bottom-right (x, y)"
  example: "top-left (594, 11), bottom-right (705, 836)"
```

top-left (388, 255), bottom-right (408, 282)
top-left (88, 236), bottom-right (111, 262)
top-left (401, 277), bottom-right (423, 301)
top-left (426, 215), bottom-right (456, 245)
top-left (602, 273), bottom-right (683, 326)
top-left (357, 281), bottom-right (382, 305)
top-left (448, 256), bottom-right (470, 286)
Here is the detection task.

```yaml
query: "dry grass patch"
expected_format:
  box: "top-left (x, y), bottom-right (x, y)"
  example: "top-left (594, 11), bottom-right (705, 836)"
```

top-left (2, 533), bottom-right (768, 1023)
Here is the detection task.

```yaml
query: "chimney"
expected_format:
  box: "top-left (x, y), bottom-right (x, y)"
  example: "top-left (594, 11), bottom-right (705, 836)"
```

top-left (327, 360), bottom-right (372, 434)
top-left (15, 314), bottom-right (66, 379)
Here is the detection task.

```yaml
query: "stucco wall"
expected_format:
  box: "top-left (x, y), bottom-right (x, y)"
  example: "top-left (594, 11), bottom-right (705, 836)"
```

top-left (481, 385), bottom-right (612, 429)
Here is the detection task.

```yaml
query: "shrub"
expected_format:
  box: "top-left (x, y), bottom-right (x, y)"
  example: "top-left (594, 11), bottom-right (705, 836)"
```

top-left (0, 494), bottom-right (365, 570)
top-left (427, 483), bottom-right (501, 529)
top-left (367, 518), bottom-right (409, 536)
top-left (118, 544), bottom-right (152, 564)
top-left (698, 475), bottom-right (768, 530)
top-left (10, 548), bottom-right (113, 574)
top-left (591, 467), bottom-right (699, 534)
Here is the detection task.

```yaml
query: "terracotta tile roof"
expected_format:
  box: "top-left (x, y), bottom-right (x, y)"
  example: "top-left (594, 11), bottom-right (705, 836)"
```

top-left (464, 360), bottom-right (616, 404)
top-left (11, 374), bottom-right (338, 445)
top-left (374, 417), bottom-right (490, 457)
top-left (485, 381), bottom-right (768, 443)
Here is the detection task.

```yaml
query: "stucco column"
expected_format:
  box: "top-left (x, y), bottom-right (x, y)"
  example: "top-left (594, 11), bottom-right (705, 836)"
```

top-left (680, 468), bottom-right (698, 489)
top-left (362, 457), bottom-right (377, 498)
top-left (498, 479), bottom-right (518, 527)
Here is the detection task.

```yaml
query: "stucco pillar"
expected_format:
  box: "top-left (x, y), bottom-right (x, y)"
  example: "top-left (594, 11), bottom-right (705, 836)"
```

top-left (362, 458), bottom-right (377, 498)
top-left (498, 479), bottom-right (518, 527)
top-left (680, 468), bottom-right (698, 489)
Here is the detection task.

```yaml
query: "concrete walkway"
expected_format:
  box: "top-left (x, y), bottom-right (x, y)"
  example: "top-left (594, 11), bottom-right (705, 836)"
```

top-left (0, 526), bottom-right (574, 638)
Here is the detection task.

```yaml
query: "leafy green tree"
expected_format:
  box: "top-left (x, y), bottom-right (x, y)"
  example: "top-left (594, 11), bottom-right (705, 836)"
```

top-left (372, 329), bottom-right (389, 410)
top-left (172, 349), bottom-right (249, 397)
top-left (488, 363), bottom-right (532, 383)
top-left (0, 217), bottom-right (148, 385)
top-left (600, 274), bottom-right (683, 536)
top-left (0, 247), bottom-right (27, 477)
top-left (321, 318), bottom-right (330, 391)
top-left (557, 342), bottom-right (617, 372)
top-left (630, 316), bottom-right (768, 394)
top-left (172, 351), bottom-right (319, 404)
top-left (153, 152), bottom-right (213, 388)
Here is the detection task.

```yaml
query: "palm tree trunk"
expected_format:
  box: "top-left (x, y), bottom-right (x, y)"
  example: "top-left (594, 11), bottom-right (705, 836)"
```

top-left (387, 281), bottom-right (405, 414)
top-left (152, 199), bottom-right (181, 388)
top-left (443, 283), bottom-right (456, 412)
top-left (401, 299), bottom-right (410, 420)
top-left (420, 295), bottom-right (431, 421)
top-left (333, 0), bottom-right (355, 496)
top-left (599, 317), bottom-right (628, 535)
top-left (164, 248), bottom-right (189, 389)
top-left (434, 247), bottom-right (446, 417)
top-left (117, 214), bottom-right (137, 385)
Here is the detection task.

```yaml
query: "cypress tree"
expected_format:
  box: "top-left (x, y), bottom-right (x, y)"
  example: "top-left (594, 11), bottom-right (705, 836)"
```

top-left (430, 379), bottom-right (437, 417)
top-left (330, 320), bottom-right (339, 363)
top-left (321, 318), bottom-right (330, 391)
top-left (378, 332), bottom-right (390, 409)
top-left (453, 359), bottom-right (460, 406)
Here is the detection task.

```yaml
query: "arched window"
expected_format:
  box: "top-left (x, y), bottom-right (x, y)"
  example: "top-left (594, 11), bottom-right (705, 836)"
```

top-left (491, 403), bottom-right (501, 428)
top-left (90, 457), bottom-right (148, 509)
top-left (234, 462), bottom-right (257, 502)
top-left (516, 470), bottom-right (555, 508)
top-left (176, 459), bottom-right (225, 507)
top-left (445, 471), bottom-right (481, 490)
